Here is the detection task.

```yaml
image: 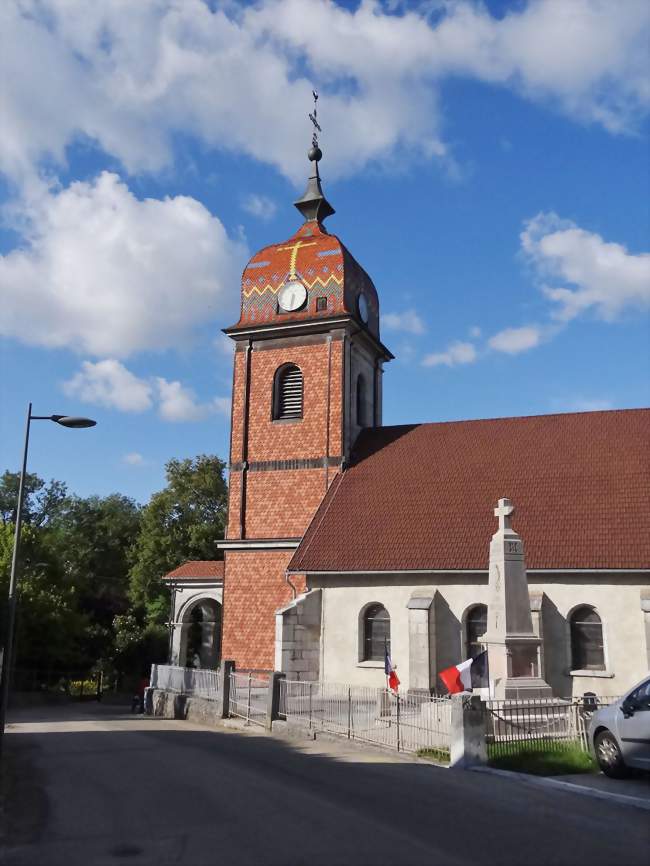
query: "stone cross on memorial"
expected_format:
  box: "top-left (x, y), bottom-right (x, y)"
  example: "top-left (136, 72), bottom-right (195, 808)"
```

top-left (483, 498), bottom-right (552, 699)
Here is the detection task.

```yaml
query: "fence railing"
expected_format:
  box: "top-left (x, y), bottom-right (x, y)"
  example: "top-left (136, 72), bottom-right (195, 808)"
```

top-left (150, 664), bottom-right (222, 702)
top-left (485, 695), bottom-right (620, 756)
top-left (228, 671), bottom-right (271, 726)
top-left (280, 680), bottom-right (452, 755)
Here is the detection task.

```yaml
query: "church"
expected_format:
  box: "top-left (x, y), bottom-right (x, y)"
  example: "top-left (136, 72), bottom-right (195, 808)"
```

top-left (164, 143), bottom-right (649, 701)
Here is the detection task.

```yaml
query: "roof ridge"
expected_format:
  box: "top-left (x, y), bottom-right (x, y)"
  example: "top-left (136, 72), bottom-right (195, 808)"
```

top-left (374, 407), bottom-right (649, 432)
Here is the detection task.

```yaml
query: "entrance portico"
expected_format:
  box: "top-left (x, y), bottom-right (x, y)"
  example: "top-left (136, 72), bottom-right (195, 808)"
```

top-left (162, 561), bottom-right (224, 668)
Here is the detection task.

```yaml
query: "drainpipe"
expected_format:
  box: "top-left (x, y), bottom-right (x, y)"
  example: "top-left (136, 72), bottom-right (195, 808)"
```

top-left (285, 570), bottom-right (298, 600)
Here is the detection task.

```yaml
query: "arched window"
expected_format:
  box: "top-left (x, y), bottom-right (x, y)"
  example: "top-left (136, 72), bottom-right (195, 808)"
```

top-left (570, 606), bottom-right (605, 670)
top-left (272, 364), bottom-right (303, 420)
top-left (356, 374), bottom-right (367, 427)
top-left (363, 603), bottom-right (390, 661)
top-left (466, 604), bottom-right (487, 659)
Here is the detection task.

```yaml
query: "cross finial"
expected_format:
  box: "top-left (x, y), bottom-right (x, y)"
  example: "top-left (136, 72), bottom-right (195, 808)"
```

top-left (309, 90), bottom-right (322, 150)
top-left (494, 497), bottom-right (515, 532)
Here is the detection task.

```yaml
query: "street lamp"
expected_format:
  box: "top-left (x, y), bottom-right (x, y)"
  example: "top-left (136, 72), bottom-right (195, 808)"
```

top-left (0, 403), bottom-right (96, 751)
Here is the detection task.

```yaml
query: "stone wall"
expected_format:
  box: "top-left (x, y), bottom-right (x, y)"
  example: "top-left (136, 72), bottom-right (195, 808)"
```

top-left (149, 688), bottom-right (222, 727)
top-left (275, 589), bottom-right (322, 680)
top-left (313, 572), bottom-right (648, 697)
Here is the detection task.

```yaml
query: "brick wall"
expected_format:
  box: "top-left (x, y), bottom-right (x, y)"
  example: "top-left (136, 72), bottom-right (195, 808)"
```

top-left (226, 337), bottom-right (344, 540)
top-left (221, 550), bottom-right (307, 670)
top-left (223, 335), bottom-right (344, 668)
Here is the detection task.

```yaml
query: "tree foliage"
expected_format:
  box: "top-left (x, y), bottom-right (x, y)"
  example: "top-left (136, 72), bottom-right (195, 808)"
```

top-left (0, 455), bottom-right (226, 682)
top-left (129, 455), bottom-right (228, 624)
top-left (0, 471), bottom-right (68, 527)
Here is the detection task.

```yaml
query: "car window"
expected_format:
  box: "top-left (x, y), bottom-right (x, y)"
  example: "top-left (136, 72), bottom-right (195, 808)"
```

top-left (626, 679), bottom-right (650, 710)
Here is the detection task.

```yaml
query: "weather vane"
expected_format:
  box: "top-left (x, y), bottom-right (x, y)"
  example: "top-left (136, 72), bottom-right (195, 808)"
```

top-left (309, 90), bottom-right (322, 150)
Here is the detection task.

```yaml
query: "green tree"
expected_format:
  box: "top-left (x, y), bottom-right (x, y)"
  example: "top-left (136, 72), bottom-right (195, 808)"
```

top-left (0, 471), bottom-right (68, 527)
top-left (0, 523), bottom-right (87, 675)
top-left (51, 494), bottom-right (141, 663)
top-left (129, 455), bottom-right (228, 624)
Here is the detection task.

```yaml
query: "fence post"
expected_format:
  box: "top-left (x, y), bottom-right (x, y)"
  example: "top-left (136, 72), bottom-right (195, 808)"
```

top-left (220, 660), bottom-right (235, 719)
top-left (246, 673), bottom-right (252, 724)
top-left (450, 693), bottom-right (487, 769)
top-left (396, 693), bottom-right (401, 752)
top-left (308, 682), bottom-right (313, 730)
top-left (266, 672), bottom-right (285, 731)
top-left (347, 686), bottom-right (352, 739)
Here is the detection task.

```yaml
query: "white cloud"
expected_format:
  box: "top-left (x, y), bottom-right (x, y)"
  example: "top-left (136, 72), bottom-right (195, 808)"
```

top-left (212, 396), bottom-right (231, 416)
top-left (63, 359), bottom-right (229, 422)
top-left (0, 173), bottom-right (247, 357)
top-left (383, 309), bottom-right (426, 335)
top-left (421, 212), bottom-right (650, 369)
top-left (62, 359), bottom-right (153, 412)
top-left (422, 340), bottom-right (477, 367)
top-left (213, 334), bottom-right (235, 357)
top-left (522, 213), bottom-right (650, 322)
top-left (242, 194), bottom-right (277, 221)
top-left (122, 452), bottom-right (145, 466)
top-left (1, 0), bottom-right (648, 184)
top-left (488, 325), bottom-right (543, 355)
top-left (156, 378), bottom-right (230, 422)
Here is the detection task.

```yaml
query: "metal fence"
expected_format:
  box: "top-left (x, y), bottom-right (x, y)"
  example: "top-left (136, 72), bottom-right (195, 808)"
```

top-left (485, 695), bottom-right (620, 756)
top-left (228, 671), bottom-right (271, 726)
top-left (150, 664), bottom-right (222, 702)
top-left (279, 680), bottom-right (452, 755)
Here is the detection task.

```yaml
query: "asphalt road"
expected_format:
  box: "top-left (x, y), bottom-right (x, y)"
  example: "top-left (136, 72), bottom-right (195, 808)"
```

top-left (1, 702), bottom-right (648, 866)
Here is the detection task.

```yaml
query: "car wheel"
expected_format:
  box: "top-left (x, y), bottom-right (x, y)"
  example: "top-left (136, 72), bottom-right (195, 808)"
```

top-left (594, 730), bottom-right (629, 778)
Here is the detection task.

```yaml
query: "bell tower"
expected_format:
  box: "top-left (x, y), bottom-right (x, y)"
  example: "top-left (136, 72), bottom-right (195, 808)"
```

top-left (219, 110), bottom-right (392, 670)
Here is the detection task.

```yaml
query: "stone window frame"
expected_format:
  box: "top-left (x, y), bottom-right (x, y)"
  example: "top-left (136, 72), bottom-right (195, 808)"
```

top-left (358, 601), bottom-right (391, 666)
top-left (462, 603), bottom-right (488, 661)
top-left (566, 603), bottom-right (612, 677)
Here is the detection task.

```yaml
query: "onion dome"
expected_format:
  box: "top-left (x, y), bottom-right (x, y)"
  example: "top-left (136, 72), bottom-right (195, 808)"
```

top-left (228, 145), bottom-right (383, 344)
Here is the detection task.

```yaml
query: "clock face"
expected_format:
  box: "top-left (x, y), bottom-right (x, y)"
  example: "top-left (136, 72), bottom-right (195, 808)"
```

top-left (278, 280), bottom-right (307, 312)
top-left (358, 292), bottom-right (369, 323)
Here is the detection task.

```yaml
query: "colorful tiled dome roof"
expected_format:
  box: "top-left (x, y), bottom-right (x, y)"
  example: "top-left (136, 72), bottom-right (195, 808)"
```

top-left (233, 220), bottom-right (380, 339)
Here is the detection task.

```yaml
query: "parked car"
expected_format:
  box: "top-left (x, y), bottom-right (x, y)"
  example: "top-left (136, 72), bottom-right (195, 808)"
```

top-left (588, 676), bottom-right (650, 777)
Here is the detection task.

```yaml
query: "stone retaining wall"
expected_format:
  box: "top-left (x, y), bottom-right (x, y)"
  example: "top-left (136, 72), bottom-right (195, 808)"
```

top-left (148, 688), bottom-right (222, 728)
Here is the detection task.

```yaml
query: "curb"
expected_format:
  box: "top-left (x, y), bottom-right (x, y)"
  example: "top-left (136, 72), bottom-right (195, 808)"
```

top-left (471, 765), bottom-right (650, 811)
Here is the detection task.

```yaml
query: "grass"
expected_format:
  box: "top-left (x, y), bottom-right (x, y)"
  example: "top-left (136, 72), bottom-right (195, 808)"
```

top-left (416, 747), bottom-right (450, 764)
top-left (487, 741), bottom-right (596, 776)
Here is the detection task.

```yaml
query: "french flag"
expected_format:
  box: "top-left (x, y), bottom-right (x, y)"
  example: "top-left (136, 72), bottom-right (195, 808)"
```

top-left (384, 645), bottom-right (400, 693)
top-left (438, 651), bottom-right (488, 694)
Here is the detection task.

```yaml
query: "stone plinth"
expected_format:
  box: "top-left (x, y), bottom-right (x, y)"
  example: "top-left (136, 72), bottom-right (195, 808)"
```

top-left (482, 498), bottom-right (552, 699)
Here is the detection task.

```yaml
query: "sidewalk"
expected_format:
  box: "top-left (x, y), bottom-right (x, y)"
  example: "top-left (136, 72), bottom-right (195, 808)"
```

top-left (473, 766), bottom-right (650, 811)
top-left (559, 771), bottom-right (650, 801)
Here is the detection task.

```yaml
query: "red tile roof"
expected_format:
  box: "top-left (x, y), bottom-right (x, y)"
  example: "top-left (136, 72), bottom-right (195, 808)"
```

top-left (231, 220), bottom-right (381, 340)
top-left (163, 561), bottom-right (224, 581)
top-left (289, 409), bottom-right (650, 573)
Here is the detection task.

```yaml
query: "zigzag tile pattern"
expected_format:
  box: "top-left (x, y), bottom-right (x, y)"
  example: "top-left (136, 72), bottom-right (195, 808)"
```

top-left (233, 220), bottom-right (380, 335)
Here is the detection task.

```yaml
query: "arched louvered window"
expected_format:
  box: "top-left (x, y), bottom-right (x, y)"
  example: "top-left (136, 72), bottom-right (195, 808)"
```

top-left (570, 606), bottom-right (605, 670)
top-left (363, 603), bottom-right (390, 661)
top-left (273, 364), bottom-right (303, 420)
top-left (466, 604), bottom-right (487, 659)
top-left (356, 374), bottom-right (367, 428)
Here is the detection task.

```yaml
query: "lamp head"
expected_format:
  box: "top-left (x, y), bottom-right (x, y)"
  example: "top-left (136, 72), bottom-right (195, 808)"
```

top-left (51, 415), bottom-right (97, 429)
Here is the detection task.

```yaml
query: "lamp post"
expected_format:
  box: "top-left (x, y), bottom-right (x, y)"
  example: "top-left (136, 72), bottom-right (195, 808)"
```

top-left (0, 403), bottom-right (96, 751)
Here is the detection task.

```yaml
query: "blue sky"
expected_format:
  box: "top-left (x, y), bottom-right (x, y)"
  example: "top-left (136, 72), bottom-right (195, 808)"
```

top-left (1, 0), bottom-right (649, 505)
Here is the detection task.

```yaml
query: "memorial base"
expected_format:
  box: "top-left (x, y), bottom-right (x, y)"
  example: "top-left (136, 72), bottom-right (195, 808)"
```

top-left (500, 677), bottom-right (553, 700)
